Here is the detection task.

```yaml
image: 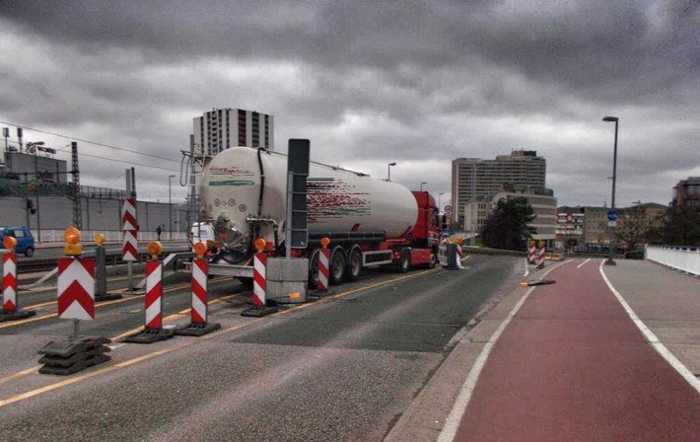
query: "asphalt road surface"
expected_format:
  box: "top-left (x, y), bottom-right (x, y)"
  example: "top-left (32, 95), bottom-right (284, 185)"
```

top-left (0, 254), bottom-right (519, 441)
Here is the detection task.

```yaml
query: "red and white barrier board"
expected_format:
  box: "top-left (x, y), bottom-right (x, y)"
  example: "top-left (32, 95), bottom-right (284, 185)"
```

top-left (191, 258), bottom-right (208, 324)
top-left (318, 248), bottom-right (330, 291)
top-left (252, 253), bottom-right (267, 306)
top-left (536, 245), bottom-right (546, 268)
top-left (2, 252), bottom-right (17, 314)
top-left (121, 197), bottom-right (138, 261)
top-left (528, 244), bottom-right (537, 264)
top-left (57, 257), bottom-right (96, 320)
top-left (144, 261), bottom-right (163, 329)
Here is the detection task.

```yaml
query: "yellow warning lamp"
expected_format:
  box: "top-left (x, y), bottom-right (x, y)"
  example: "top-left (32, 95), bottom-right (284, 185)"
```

top-left (147, 241), bottom-right (163, 260)
top-left (3, 235), bottom-right (17, 251)
top-left (320, 237), bottom-right (331, 249)
top-left (193, 242), bottom-right (207, 259)
top-left (64, 226), bottom-right (82, 256)
top-left (254, 237), bottom-right (266, 253)
top-left (94, 233), bottom-right (106, 247)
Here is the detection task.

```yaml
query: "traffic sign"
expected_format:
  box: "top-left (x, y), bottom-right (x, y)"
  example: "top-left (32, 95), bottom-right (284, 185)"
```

top-left (607, 210), bottom-right (618, 222)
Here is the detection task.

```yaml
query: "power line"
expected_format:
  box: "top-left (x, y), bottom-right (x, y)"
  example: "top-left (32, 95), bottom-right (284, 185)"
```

top-left (0, 119), bottom-right (180, 163)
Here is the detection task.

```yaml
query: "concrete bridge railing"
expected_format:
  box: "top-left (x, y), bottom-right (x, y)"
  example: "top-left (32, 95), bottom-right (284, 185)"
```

top-left (646, 245), bottom-right (700, 277)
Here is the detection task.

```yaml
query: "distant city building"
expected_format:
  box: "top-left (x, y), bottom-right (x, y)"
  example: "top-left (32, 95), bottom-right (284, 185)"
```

top-left (463, 201), bottom-right (490, 234)
top-left (1, 151), bottom-right (67, 183)
top-left (451, 150), bottom-right (546, 225)
top-left (672, 177), bottom-right (700, 208)
top-left (555, 207), bottom-right (585, 251)
top-left (193, 107), bottom-right (274, 156)
top-left (463, 188), bottom-right (557, 247)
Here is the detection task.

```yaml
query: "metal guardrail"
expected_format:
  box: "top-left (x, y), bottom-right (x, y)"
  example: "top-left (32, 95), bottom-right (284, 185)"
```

top-left (646, 245), bottom-right (700, 276)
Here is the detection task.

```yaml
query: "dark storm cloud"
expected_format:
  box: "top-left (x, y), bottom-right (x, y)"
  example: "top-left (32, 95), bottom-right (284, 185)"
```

top-left (1, 0), bottom-right (698, 205)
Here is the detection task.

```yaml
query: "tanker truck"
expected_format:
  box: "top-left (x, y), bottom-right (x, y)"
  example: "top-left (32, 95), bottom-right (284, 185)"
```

top-left (196, 146), bottom-right (440, 286)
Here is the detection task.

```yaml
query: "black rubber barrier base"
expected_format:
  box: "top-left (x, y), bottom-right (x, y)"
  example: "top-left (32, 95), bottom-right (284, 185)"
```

top-left (38, 336), bottom-right (111, 376)
top-left (175, 322), bottom-right (222, 337)
top-left (241, 306), bottom-right (279, 317)
top-left (95, 293), bottom-right (123, 302)
top-left (0, 309), bottom-right (37, 322)
top-left (123, 327), bottom-right (176, 344)
top-left (527, 279), bottom-right (556, 287)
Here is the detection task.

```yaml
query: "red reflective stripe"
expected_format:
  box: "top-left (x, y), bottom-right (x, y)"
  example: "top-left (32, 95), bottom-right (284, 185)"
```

top-left (58, 280), bottom-right (96, 319)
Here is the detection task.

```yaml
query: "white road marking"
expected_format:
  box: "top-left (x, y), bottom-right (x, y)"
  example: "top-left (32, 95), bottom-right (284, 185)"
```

top-left (577, 258), bottom-right (591, 269)
top-left (599, 261), bottom-right (700, 395)
top-left (437, 259), bottom-right (571, 442)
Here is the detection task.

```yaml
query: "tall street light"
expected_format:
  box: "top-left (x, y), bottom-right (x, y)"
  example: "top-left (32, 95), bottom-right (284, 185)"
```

top-left (168, 174), bottom-right (176, 240)
top-left (419, 181), bottom-right (427, 191)
top-left (603, 115), bottom-right (619, 265)
top-left (387, 162), bottom-right (397, 181)
top-left (27, 141), bottom-right (45, 242)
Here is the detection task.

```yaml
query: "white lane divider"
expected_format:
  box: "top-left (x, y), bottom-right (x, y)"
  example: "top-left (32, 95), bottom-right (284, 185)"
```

top-left (599, 261), bottom-right (700, 395)
top-left (577, 258), bottom-right (591, 269)
top-left (437, 259), bottom-right (571, 442)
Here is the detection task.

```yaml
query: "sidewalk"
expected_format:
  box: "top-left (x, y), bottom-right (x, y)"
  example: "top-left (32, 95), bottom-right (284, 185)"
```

top-left (387, 258), bottom-right (700, 441)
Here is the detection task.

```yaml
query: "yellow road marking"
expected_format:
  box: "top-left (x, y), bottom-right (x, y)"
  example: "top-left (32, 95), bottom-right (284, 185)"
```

top-left (0, 265), bottom-right (448, 408)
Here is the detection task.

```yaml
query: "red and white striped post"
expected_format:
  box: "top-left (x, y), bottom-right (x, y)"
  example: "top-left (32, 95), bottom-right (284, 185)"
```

top-left (317, 237), bottom-right (331, 292)
top-left (252, 252), bottom-right (267, 307)
top-left (125, 241), bottom-right (175, 343)
top-left (1, 236), bottom-right (35, 321)
top-left (528, 240), bottom-right (537, 264)
top-left (241, 237), bottom-right (278, 317)
top-left (144, 259), bottom-right (163, 330)
top-left (121, 197), bottom-right (139, 291)
top-left (536, 241), bottom-right (546, 269)
top-left (2, 243), bottom-right (17, 315)
top-left (176, 242), bottom-right (221, 336)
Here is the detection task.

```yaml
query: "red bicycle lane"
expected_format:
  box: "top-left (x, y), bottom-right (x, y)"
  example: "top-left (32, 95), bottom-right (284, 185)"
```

top-left (453, 259), bottom-right (700, 442)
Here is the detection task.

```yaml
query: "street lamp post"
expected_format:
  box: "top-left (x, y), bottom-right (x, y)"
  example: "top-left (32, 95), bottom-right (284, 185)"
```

top-left (419, 181), bottom-right (427, 191)
top-left (387, 162), bottom-right (397, 181)
top-left (603, 116), bottom-right (619, 265)
top-left (168, 174), bottom-right (175, 240)
top-left (27, 141), bottom-right (45, 242)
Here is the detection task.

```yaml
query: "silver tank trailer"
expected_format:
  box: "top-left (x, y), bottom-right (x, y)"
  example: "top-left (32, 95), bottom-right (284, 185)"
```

top-left (199, 147), bottom-right (419, 258)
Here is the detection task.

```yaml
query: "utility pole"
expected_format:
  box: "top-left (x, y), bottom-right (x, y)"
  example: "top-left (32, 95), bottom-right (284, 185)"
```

top-left (70, 142), bottom-right (82, 229)
top-left (168, 174), bottom-right (175, 240)
top-left (189, 134), bottom-right (197, 240)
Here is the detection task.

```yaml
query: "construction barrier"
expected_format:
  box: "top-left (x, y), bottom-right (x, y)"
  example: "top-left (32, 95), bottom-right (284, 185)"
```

top-left (438, 243), bottom-right (448, 267)
top-left (528, 241), bottom-right (537, 264)
top-left (318, 247), bottom-right (330, 291)
top-left (121, 197), bottom-right (139, 261)
top-left (536, 241), bottom-right (546, 269)
top-left (176, 254), bottom-right (221, 336)
top-left (241, 239), bottom-right (278, 317)
top-left (1, 238), bottom-right (36, 321)
top-left (38, 226), bottom-right (111, 375)
top-left (94, 233), bottom-right (122, 302)
top-left (57, 256), bottom-right (96, 320)
top-left (125, 242), bottom-right (175, 343)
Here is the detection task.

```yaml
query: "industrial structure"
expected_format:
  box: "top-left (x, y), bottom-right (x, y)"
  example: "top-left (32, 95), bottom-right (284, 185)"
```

top-left (192, 107), bottom-right (274, 157)
top-left (451, 150), bottom-right (546, 225)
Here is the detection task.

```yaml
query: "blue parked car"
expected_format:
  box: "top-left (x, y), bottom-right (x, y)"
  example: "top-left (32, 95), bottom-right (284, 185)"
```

top-left (0, 226), bottom-right (36, 257)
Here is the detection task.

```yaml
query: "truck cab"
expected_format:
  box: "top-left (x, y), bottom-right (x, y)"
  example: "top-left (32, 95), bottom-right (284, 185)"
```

top-left (0, 226), bottom-right (36, 257)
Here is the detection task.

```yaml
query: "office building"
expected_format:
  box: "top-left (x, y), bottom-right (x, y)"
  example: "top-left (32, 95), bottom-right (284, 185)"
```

top-left (193, 108), bottom-right (274, 156)
top-left (451, 150), bottom-right (546, 225)
top-left (672, 177), bottom-right (700, 208)
top-left (491, 190), bottom-right (557, 244)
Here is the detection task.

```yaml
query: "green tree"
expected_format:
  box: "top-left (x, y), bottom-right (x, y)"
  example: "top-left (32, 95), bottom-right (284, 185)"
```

top-left (616, 207), bottom-right (653, 251)
top-left (480, 197), bottom-right (535, 250)
top-left (662, 206), bottom-right (700, 246)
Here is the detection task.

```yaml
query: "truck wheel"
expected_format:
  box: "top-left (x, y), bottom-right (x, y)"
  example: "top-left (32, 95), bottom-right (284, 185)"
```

top-left (24, 247), bottom-right (34, 257)
top-left (398, 249), bottom-right (411, 273)
top-left (428, 253), bottom-right (438, 269)
top-left (330, 246), bottom-right (346, 285)
top-left (346, 246), bottom-right (362, 281)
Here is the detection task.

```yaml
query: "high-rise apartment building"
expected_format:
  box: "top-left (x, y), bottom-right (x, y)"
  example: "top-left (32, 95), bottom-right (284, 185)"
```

top-left (451, 150), bottom-right (546, 225)
top-left (673, 177), bottom-right (700, 208)
top-left (193, 108), bottom-right (274, 156)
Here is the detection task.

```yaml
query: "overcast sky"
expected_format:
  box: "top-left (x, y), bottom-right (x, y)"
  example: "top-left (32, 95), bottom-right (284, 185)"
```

top-left (1, 1), bottom-right (698, 207)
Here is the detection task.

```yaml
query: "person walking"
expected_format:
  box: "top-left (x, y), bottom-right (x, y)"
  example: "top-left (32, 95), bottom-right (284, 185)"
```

top-left (156, 225), bottom-right (162, 241)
